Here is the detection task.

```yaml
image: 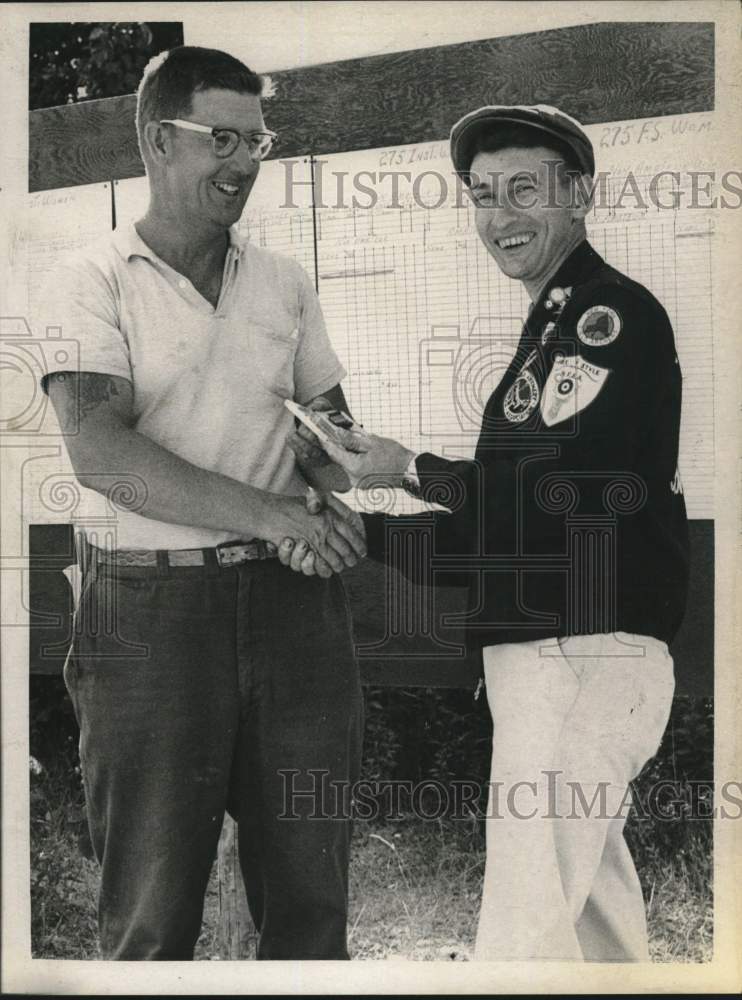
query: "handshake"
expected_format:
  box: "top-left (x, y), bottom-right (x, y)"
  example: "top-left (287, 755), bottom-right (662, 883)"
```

top-left (266, 397), bottom-right (415, 578)
top-left (266, 489), bottom-right (366, 578)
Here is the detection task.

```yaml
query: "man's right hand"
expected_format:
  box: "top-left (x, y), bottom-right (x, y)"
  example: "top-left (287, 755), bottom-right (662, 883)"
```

top-left (287, 396), bottom-right (353, 493)
top-left (321, 430), bottom-right (414, 489)
top-left (265, 493), bottom-right (366, 579)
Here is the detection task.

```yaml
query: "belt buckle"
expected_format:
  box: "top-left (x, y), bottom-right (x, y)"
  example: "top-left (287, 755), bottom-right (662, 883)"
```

top-left (215, 540), bottom-right (265, 567)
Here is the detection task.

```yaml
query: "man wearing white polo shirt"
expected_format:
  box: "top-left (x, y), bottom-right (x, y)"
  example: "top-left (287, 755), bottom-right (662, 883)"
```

top-left (42, 46), bottom-right (366, 960)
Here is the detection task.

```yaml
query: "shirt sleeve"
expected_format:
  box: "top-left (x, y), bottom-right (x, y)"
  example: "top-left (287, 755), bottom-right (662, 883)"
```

top-left (292, 265), bottom-right (346, 404)
top-left (38, 252), bottom-right (132, 393)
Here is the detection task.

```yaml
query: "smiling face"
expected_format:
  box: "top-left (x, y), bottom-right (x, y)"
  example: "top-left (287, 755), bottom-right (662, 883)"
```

top-left (152, 87), bottom-right (266, 233)
top-left (469, 145), bottom-right (589, 299)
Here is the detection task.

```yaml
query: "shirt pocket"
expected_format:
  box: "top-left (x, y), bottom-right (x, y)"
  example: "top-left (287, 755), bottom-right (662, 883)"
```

top-left (250, 322), bottom-right (298, 398)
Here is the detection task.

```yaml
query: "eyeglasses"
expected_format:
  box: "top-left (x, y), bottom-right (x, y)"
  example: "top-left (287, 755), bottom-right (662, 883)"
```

top-left (159, 119), bottom-right (278, 160)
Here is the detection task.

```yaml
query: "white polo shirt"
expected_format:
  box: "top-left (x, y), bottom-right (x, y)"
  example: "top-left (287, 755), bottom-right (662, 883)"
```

top-left (40, 223), bottom-right (345, 550)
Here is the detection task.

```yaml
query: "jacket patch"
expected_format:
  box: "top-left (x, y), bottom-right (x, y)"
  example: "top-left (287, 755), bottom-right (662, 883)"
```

top-left (577, 305), bottom-right (621, 346)
top-left (503, 369), bottom-right (540, 423)
top-left (540, 354), bottom-right (610, 427)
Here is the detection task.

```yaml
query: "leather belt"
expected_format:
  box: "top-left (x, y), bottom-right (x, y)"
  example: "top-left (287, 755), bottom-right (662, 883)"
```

top-left (89, 539), bottom-right (276, 568)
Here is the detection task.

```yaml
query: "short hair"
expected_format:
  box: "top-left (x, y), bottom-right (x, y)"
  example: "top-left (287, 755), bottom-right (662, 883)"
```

top-left (467, 123), bottom-right (584, 182)
top-left (136, 46), bottom-right (263, 157)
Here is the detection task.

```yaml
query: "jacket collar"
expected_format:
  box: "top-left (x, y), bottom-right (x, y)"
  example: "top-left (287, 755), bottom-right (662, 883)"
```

top-left (525, 240), bottom-right (604, 335)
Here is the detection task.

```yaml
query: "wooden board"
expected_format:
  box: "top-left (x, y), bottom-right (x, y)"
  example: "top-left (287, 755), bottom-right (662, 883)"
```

top-left (29, 522), bottom-right (713, 694)
top-left (216, 817), bottom-right (256, 959)
top-left (29, 21), bottom-right (714, 191)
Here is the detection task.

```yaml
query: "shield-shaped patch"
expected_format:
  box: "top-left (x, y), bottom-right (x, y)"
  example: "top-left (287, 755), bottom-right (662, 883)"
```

top-left (540, 354), bottom-right (610, 427)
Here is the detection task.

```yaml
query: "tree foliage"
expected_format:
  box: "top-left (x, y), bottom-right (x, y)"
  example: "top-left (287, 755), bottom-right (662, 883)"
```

top-left (30, 22), bottom-right (184, 111)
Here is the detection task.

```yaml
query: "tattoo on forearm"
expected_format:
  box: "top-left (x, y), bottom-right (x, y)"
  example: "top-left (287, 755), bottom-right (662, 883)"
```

top-left (52, 371), bottom-right (121, 427)
top-left (78, 374), bottom-right (121, 416)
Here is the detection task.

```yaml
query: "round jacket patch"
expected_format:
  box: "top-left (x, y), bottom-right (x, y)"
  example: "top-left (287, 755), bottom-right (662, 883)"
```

top-left (577, 305), bottom-right (621, 346)
top-left (503, 370), bottom-right (539, 423)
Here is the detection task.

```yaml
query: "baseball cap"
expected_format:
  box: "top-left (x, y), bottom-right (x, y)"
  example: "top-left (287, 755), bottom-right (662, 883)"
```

top-left (450, 104), bottom-right (595, 180)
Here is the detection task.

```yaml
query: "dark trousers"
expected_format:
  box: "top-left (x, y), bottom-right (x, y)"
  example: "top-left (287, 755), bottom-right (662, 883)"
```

top-left (65, 552), bottom-right (363, 960)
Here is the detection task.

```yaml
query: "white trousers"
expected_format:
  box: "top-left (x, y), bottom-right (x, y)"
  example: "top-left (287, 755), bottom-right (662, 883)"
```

top-left (475, 632), bottom-right (675, 961)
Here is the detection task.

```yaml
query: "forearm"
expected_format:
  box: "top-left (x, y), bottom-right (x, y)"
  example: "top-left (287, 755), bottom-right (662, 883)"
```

top-left (361, 453), bottom-right (482, 568)
top-left (69, 420), bottom-right (276, 539)
top-left (412, 452), bottom-right (477, 509)
top-left (361, 508), bottom-right (474, 584)
top-left (49, 371), bottom-right (368, 570)
top-left (290, 384), bottom-right (356, 493)
top-left (296, 460), bottom-right (351, 494)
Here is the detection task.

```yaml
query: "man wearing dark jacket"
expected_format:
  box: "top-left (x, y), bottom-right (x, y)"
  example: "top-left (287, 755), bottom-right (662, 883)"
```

top-left (292, 105), bottom-right (689, 960)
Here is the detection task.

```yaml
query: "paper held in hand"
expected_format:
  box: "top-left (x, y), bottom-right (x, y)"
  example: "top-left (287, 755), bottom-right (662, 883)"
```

top-left (284, 399), bottom-right (366, 450)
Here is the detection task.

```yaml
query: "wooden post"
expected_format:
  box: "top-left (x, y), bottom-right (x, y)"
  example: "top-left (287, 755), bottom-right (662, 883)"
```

top-left (216, 815), bottom-right (256, 959)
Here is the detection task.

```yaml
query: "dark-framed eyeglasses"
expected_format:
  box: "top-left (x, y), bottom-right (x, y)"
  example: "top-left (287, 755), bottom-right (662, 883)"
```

top-left (159, 119), bottom-right (278, 160)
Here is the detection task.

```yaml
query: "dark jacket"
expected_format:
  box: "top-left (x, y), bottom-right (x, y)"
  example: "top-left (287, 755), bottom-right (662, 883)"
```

top-left (362, 240), bottom-right (689, 648)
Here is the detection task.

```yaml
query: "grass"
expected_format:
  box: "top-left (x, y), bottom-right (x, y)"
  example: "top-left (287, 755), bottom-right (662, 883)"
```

top-left (29, 684), bottom-right (714, 961)
top-left (346, 820), bottom-right (482, 961)
top-left (29, 755), bottom-right (99, 960)
top-left (31, 765), bottom-right (712, 962)
top-left (345, 818), bottom-right (713, 963)
top-left (644, 838), bottom-right (714, 963)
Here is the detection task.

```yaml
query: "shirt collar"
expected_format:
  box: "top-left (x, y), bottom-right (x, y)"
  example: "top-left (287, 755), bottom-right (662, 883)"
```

top-left (112, 222), bottom-right (245, 264)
